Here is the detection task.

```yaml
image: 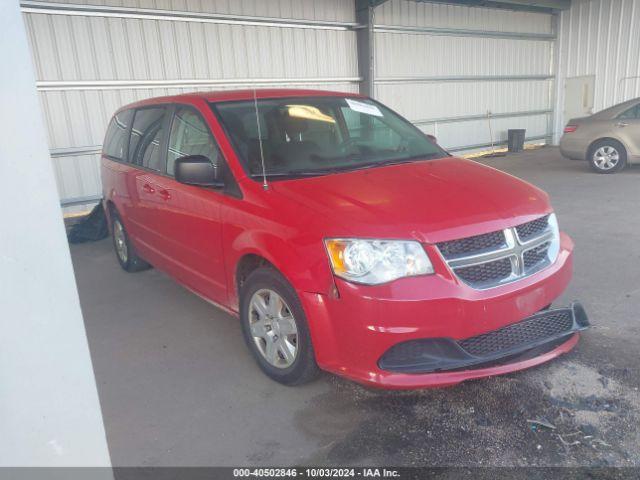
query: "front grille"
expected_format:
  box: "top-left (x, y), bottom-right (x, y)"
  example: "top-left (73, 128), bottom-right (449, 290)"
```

top-left (458, 310), bottom-right (574, 357)
top-left (456, 257), bottom-right (512, 287)
top-left (437, 230), bottom-right (506, 259)
top-left (524, 241), bottom-right (551, 271)
top-left (437, 215), bottom-right (556, 290)
top-left (516, 215), bottom-right (550, 241)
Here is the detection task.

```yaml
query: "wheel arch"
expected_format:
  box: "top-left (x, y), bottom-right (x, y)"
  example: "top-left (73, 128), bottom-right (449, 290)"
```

top-left (586, 136), bottom-right (628, 160)
top-left (104, 199), bottom-right (117, 232)
top-left (228, 232), bottom-right (334, 311)
top-left (236, 253), bottom-right (277, 296)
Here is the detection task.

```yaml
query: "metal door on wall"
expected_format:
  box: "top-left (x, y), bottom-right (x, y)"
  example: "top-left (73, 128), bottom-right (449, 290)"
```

top-left (564, 75), bottom-right (595, 122)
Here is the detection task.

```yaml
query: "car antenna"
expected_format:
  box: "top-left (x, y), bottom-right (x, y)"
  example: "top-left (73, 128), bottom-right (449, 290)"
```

top-left (253, 88), bottom-right (269, 190)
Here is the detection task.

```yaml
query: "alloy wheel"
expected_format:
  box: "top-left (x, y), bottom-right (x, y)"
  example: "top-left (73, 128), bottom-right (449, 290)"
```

top-left (593, 146), bottom-right (620, 171)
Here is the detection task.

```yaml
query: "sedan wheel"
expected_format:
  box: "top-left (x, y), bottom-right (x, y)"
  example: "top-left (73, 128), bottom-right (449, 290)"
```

top-left (592, 146), bottom-right (620, 171)
top-left (249, 289), bottom-right (298, 369)
top-left (589, 140), bottom-right (627, 174)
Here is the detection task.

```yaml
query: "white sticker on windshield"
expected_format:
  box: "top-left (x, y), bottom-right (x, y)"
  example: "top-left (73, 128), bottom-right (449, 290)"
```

top-left (345, 98), bottom-right (383, 117)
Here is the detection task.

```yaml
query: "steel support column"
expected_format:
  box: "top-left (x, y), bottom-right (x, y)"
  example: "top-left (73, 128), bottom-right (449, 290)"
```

top-left (356, 0), bottom-right (386, 97)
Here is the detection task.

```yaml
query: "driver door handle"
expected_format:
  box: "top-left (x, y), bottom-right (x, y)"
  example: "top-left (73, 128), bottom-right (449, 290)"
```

top-left (143, 183), bottom-right (155, 194)
top-left (616, 122), bottom-right (628, 127)
top-left (158, 188), bottom-right (171, 200)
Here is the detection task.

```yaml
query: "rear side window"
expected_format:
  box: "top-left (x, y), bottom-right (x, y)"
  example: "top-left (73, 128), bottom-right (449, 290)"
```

top-left (129, 107), bottom-right (167, 170)
top-left (167, 107), bottom-right (222, 177)
top-left (618, 104), bottom-right (640, 119)
top-left (103, 109), bottom-right (133, 161)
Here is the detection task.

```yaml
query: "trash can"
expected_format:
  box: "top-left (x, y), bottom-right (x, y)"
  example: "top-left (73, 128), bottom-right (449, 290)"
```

top-left (507, 129), bottom-right (526, 152)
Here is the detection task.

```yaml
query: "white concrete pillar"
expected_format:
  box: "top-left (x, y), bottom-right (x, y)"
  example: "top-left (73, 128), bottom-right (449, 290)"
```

top-left (0, 0), bottom-right (112, 471)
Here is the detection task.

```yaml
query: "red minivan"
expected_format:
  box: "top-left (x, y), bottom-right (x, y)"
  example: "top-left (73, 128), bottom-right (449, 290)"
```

top-left (101, 89), bottom-right (588, 389)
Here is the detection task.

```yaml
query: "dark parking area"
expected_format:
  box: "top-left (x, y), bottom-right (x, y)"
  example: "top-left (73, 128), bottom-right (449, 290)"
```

top-left (72, 147), bottom-right (640, 467)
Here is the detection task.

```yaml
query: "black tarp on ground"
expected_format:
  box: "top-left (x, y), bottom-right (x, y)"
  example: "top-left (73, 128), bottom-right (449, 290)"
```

top-left (67, 203), bottom-right (109, 244)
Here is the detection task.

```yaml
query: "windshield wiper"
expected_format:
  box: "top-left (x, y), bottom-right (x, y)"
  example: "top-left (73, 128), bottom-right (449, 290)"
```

top-left (373, 152), bottom-right (442, 167)
top-left (249, 169), bottom-right (338, 179)
top-left (249, 153), bottom-right (443, 179)
top-left (333, 152), bottom-right (441, 172)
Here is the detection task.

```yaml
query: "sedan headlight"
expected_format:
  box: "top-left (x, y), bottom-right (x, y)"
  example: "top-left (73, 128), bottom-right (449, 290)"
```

top-left (324, 238), bottom-right (434, 285)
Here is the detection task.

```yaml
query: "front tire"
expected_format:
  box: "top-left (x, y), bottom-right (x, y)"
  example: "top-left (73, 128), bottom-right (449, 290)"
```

top-left (589, 139), bottom-right (627, 173)
top-left (239, 267), bottom-right (320, 385)
top-left (111, 211), bottom-right (151, 272)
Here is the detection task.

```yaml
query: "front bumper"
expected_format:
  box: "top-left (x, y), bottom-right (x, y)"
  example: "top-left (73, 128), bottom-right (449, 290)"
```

top-left (301, 232), bottom-right (579, 389)
top-left (378, 302), bottom-right (589, 373)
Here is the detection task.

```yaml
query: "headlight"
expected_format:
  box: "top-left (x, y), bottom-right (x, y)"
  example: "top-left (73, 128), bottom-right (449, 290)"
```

top-left (547, 213), bottom-right (560, 263)
top-left (324, 238), bottom-right (434, 285)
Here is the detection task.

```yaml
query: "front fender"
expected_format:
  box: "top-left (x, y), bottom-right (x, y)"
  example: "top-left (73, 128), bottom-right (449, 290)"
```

top-left (226, 229), bottom-right (335, 311)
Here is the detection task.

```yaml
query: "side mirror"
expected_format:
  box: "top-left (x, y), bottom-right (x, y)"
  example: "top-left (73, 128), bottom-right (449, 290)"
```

top-left (174, 155), bottom-right (224, 188)
top-left (426, 134), bottom-right (438, 144)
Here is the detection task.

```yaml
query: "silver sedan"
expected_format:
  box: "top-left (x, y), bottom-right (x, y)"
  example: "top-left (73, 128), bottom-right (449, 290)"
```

top-left (560, 98), bottom-right (640, 173)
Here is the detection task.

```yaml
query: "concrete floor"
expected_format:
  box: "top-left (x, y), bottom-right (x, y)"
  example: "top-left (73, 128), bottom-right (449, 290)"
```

top-left (71, 147), bottom-right (640, 467)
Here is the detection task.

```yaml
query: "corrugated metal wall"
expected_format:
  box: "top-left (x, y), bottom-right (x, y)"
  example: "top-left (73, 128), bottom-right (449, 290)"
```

top-left (23, 0), bottom-right (562, 212)
top-left (373, 0), bottom-right (556, 153)
top-left (21, 0), bottom-right (359, 211)
top-left (554, 0), bottom-right (640, 143)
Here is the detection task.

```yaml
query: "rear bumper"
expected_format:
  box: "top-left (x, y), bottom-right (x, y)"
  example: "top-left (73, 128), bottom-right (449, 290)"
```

top-left (301, 233), bottom-right (579, 389)
top-left (559, 136), bottom-right (587, 160)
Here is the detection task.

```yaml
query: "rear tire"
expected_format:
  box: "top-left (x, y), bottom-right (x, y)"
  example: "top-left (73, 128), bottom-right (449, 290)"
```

top-left (111, 211), bottom-right (151, 272)
top-left (588, 139), bottom-right (627, 173)
top-left (239, 267), bottom-right (320, 385)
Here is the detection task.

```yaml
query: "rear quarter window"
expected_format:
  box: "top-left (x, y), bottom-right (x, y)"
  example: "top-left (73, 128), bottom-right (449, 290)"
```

top-left (618, 104), bottom-right (640, 119)
top-left (103, 109), bottom-right (133, 161)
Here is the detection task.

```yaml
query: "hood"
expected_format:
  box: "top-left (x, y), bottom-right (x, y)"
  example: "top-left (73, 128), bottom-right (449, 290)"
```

top-left (270, 157), bottom-right (551, 243)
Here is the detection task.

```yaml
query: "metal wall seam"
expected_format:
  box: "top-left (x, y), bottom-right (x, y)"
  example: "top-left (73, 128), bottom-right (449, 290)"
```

top-left (20, 1), bottom-right (361, 30)
top-left (413, 109), bottom-right (553, 126)
top-left (548, 13), bottom-right (560, 144)
top-left (448, 134), bottom-right (551, 153)
top-left (51, 145), bottom-right (102, 157)
top-left (61, 194), bottom-right (103, 207)
top-left (375, 75), bottom-right (554, 84)
top-left (373, 24), bottom-right (555, 41)
top-left (37, 77), bottom-right (363, 91)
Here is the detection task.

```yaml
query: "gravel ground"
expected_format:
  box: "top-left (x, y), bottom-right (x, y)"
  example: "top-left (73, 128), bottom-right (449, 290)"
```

top-left (71, 147), bottom-right (640, 467)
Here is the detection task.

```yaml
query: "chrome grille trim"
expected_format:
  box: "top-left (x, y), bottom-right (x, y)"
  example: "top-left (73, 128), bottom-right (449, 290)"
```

top-left (437, 216), bottom-right (555, 290)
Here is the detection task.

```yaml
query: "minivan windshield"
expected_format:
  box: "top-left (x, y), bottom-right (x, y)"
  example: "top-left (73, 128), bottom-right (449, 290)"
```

top-left (212, 96), bottom-right (446, 179)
